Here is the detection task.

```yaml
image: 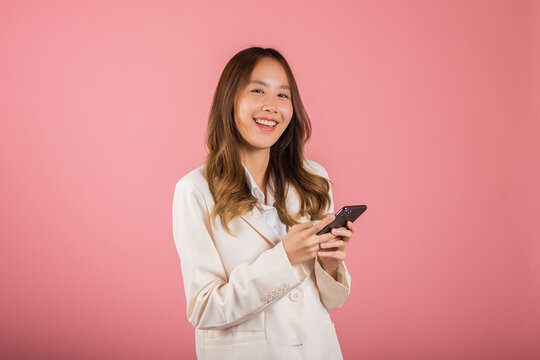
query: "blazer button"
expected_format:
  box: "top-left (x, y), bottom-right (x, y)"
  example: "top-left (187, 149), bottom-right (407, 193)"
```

top-left (289, 289), bottom-right (303, 303)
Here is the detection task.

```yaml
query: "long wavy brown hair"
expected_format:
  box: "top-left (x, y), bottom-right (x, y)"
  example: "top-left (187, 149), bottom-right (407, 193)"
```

top-left (204, 47), bottom-right (331, 235)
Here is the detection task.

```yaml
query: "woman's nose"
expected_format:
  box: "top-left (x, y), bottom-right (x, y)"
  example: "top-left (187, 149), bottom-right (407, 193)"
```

top-left (262, 98), bottom-right (278, 112)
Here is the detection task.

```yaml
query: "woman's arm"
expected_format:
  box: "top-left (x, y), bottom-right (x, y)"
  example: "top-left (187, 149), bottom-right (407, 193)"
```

top-left (172, 178), bottom-right (307, 330)
top-left (306, 160), bottom-right (352, 310)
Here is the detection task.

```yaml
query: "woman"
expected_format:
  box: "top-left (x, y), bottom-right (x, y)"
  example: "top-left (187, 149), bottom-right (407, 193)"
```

top-left (172, 47), bottom-right (355, 359)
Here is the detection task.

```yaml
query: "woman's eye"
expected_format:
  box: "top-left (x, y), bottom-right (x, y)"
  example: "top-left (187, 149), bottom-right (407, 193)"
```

top-left (250, 89), bottom-right (289, 99)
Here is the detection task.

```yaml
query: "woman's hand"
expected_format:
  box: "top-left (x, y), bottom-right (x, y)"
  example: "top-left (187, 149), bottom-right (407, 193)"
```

top-left (317, 220), bottom-right (356, 280)
top-left (283, 214), bottom-right (337, 265)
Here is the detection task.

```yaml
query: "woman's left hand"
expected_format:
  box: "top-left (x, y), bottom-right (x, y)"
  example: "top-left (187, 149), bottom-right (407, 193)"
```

top-left (317, 220), bottom-right (356, 280)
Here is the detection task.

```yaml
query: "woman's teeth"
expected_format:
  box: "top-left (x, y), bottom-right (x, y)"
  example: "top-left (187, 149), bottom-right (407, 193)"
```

top-left (253, 118), bottom-right (277, 127)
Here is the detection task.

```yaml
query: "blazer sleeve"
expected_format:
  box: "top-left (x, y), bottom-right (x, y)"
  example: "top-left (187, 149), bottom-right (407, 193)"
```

top-left (308, 161), bottom-right (352, 311)
top-left (172, 178), bottom-right (307, 330)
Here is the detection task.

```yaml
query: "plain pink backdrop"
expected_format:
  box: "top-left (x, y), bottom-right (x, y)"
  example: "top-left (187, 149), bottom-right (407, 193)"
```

top-left (1, 0), bottom-right (539, 359)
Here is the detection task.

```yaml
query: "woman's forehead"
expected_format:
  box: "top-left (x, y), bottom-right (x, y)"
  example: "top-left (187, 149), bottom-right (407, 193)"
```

top-left (249, 59), bottom-right (290, 86)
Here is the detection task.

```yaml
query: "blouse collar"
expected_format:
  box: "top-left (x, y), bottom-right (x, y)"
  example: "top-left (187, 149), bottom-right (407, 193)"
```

top-left (241, 162), bottom-right (275, 207)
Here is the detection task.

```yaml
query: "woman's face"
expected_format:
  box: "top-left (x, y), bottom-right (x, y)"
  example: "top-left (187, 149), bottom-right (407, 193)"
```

top-left (234, 57), bottom-right (293, 152)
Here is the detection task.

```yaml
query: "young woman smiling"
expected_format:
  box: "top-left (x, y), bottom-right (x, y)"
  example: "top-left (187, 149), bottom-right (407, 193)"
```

top-left (172, 47), bottom-right (355, 359)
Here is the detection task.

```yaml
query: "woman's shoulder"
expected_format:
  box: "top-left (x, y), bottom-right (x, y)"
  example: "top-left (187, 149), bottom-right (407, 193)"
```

top-left (303, 158), bottom-right (331, 180)
top-left (174, 165), bottom-right (211, 197)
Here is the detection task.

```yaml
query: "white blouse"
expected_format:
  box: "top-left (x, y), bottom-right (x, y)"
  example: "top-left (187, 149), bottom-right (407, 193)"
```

top-left (241, 163), bottom-right (288, 240)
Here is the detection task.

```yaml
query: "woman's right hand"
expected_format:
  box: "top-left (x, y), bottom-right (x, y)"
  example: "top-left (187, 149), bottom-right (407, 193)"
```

top-left (282, 214), bottom-right (337, 265)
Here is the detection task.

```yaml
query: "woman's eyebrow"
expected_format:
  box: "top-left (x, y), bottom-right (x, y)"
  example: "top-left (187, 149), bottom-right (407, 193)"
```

top-left (248, 80), bottom-right (290, 90)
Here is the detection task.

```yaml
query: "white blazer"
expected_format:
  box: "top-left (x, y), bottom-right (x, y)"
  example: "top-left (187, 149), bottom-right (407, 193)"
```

top-left (172, 159), bottom-right (351, 360)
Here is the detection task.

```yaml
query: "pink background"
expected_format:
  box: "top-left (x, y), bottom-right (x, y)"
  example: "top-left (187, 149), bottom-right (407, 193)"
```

top-left (1, 1), bottom-right (539, 359)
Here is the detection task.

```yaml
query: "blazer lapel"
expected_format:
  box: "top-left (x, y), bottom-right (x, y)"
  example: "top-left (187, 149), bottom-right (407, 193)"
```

top-left (240, 183), bottom-right (312, 248)
top-left (240, 206), bottom-right (280, 247)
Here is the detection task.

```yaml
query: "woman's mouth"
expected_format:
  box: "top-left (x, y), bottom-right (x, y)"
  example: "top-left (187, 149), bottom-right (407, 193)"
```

top-left (253, 118), bottom-right (277, 131)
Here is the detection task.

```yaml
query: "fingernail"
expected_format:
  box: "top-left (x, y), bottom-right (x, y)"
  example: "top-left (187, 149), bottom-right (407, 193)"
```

top-left (320, 243), bottom-right (326, 248)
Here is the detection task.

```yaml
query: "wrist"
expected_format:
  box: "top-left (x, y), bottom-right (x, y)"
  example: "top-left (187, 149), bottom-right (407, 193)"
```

top-left (319, 257), bottom-right (339, 280)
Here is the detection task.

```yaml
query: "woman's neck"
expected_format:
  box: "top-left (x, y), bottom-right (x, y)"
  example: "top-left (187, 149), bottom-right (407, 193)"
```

top-left (239, 148), bottom-right (270, 200)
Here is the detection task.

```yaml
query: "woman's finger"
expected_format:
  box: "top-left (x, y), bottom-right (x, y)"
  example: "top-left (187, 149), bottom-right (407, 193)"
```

top-left (291, 221), bottom-right (315, 233)
top-left (308, 214), bottom-right (336, 236)
top-left (314, 232), bottom-right (338, 245)
top-left (331, 228), bottom-right (352, 239)
top-left (320, 239), bottom-right (345, 249)
top-left (346, 221), bottom-right (356, 232)
top-left (317, 249), bottom-right (346, 261)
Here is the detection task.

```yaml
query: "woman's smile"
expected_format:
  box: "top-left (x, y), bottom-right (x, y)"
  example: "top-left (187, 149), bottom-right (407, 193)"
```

top-left (253, 117), bottom-right (278, 131)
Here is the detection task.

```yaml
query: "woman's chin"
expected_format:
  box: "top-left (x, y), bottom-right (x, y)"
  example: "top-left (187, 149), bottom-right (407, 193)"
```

top-left (243, 141), bottom-right (277, 151)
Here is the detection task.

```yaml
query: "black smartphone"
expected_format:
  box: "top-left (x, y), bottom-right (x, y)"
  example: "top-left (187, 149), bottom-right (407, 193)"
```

top-left (316, 205), bottom-right (367, 235)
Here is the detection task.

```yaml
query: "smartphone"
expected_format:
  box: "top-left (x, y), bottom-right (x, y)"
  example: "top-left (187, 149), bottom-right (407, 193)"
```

top-left (316, 205), bottom-right (367, 235)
